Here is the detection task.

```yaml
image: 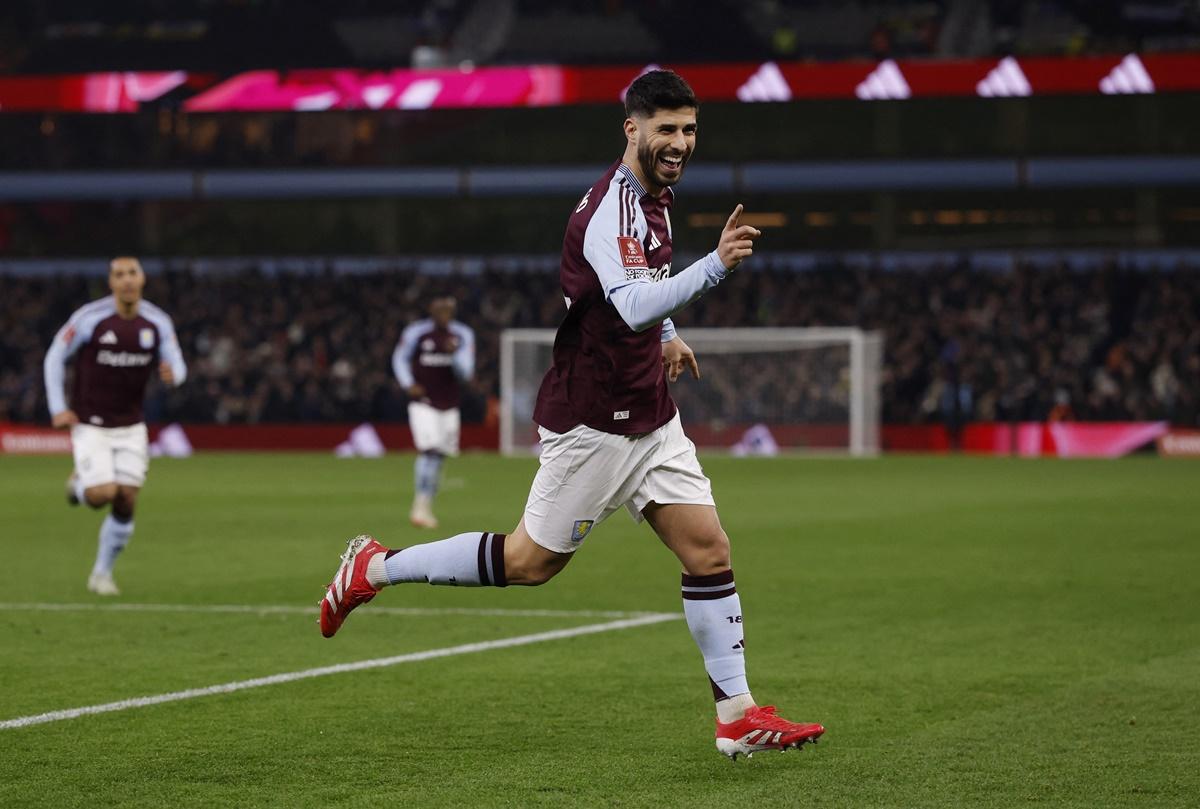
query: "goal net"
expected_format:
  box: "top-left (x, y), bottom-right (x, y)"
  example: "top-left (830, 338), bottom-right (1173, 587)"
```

top-left (500, 328), bottom-right (882, 456)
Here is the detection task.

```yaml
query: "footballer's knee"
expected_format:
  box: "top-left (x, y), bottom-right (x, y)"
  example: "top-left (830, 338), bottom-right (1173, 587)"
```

top-left (112, 486), bottom-right (139, 520)
top-left (84, 483), bottom-right (118, 508)
top-left (503, 521), bottom-right (572, 586)
top-left (682, 528), bottom-right (732, 576)
top-left (645, 503), bottom-right (732, 575)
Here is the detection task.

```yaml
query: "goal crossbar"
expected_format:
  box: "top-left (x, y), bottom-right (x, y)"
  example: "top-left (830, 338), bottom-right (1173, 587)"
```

top-left (500, 327), bottom-right (882, 457)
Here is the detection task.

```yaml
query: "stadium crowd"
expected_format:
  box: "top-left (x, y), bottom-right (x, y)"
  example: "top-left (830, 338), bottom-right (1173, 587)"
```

top-left (2, 256), bottom-right (1197, 428)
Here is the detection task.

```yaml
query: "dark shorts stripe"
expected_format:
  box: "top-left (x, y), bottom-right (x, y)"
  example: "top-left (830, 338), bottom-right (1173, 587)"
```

top-left (477, 532), bottom-right (491, 586)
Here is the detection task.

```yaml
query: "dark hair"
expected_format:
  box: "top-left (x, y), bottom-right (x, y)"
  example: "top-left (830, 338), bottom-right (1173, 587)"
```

top-left (624, 70), bottom-right (698, 118)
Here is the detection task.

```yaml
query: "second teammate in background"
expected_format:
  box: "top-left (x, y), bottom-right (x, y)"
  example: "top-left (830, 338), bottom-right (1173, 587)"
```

top-left (43, 257), bottom-right (187, 595)
top-left (391, 296), bottom-right (475, 529)
top-left (323, 71), bottom-right (824, 760)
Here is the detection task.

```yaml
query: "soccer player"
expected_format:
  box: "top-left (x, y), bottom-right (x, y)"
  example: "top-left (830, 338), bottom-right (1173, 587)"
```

top-left (391, 296), bottom-right (475, 528)
top-left (43, 257), bottom-right (187, 595)
top-left (320, 71), bottom-right (824, 759)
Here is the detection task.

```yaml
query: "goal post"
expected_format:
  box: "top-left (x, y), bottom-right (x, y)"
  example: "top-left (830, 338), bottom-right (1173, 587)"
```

top-left (500, 327), bottom-right (883, 456)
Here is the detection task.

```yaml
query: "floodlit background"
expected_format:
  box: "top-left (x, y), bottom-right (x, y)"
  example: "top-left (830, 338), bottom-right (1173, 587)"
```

top-left (1, 2), bottom-right (1198, 807)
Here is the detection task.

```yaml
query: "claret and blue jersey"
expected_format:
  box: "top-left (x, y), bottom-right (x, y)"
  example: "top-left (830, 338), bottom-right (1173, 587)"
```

top-left (391, 319), bottom-right (475, 411)
top-left (534, 159), bottom-right (727, 436)
top-left (43, 297), bottom-right (187, 428)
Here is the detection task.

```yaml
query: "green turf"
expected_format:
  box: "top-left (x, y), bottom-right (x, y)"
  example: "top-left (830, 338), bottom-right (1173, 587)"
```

top-left (0, 453), bottom-right (1197, 808)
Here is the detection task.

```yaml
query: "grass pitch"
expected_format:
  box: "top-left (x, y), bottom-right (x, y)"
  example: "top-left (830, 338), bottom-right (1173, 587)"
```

top-left (1, 452), bottom-right (1197, 808)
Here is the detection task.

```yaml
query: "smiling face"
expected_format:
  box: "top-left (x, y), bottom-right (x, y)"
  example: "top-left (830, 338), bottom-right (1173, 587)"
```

top-left (108, 257), bottom-right (145, 308)
top-left (625, 106), bottom-right (698, 194)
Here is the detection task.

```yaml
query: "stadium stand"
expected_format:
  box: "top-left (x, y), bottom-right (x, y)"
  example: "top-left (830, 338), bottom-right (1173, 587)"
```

top-left (3, 256), bottom-right (1196, 427)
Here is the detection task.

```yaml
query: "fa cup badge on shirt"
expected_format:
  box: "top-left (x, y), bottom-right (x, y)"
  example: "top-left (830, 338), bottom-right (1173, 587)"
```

top-left (617, 236), bottom-right (648, 269)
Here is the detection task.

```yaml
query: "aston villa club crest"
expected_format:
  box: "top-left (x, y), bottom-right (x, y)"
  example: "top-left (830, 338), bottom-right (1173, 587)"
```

top-left (571, 520), bottom-right (594, 542)
top-left (139, 328), bottom-right (155, 349)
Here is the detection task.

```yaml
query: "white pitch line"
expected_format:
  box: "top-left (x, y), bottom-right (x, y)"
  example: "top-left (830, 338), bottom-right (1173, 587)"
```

top-left (0, 612), bottom-right (680, 731)
top-left (0, 602), bottom-right (658, 619)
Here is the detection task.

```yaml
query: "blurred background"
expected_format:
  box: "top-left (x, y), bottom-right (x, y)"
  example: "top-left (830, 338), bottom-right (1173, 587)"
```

top-left (1, 0), bottom-right (1198, 454)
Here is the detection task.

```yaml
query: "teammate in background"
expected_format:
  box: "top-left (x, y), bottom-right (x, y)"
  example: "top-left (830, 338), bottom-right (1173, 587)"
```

top-left (391, 296), bottom-right (475, 529)
top-left (321, 71), bottom-right (824, 760)
top-left (43, 257), bottom-right (187, 595)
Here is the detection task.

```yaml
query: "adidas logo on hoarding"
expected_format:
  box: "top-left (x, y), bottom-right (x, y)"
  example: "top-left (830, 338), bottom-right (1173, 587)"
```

top-left (976, 57), bottom-right (1031, 97)
top-left (737, 62), bottom-right (792, 102)
top-left (855, 60), bottom-right (911, 100)
top-left (1099, 53), bottom-right (1155, 95)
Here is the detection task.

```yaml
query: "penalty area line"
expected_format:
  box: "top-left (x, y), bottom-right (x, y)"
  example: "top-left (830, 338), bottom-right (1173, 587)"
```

top-left (0, 602), bottom-right (660, 620)
top-left (0, 612), bottom-right (681, 731)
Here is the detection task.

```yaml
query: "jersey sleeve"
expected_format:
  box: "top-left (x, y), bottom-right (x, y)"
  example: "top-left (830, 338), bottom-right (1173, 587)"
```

top-left (583, 182), bottom-right (727, 332)
top-left (42, 307), bottom-right (93, 416)
top-left (582, 184), bottom-right (647, 302)
top-left (607, 251), bottom-right (726, 332)
top-left (392, 324), bottom-right (419, 388)
top-left (451, 323), bottom-right (475, 381)
top-left (156, 314), bottom-right (188, 387)
top-left (660, 318), bottom-right (677, 343)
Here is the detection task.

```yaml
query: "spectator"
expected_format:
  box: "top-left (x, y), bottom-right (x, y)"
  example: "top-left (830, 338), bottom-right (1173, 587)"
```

top-left (1, 256), bottom-right (1197, 428)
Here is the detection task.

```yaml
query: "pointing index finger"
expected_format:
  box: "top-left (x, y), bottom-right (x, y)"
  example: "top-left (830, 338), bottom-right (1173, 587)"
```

top-left (725, 204), bottom-right (744, 232)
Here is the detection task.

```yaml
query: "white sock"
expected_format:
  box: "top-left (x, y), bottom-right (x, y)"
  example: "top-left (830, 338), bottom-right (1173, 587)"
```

top-left (682, 569), bottom-right (753, 718)
top-left (411, 492), bottom-right (432, 515)
top-left (370, 531), bottom-right (508, 587)
top-left (414, 453), bottom-right (443, 499)
top-left (716, 693), bottom-right (756, 724)
top-left (92, 515), bottom-right (134, 576)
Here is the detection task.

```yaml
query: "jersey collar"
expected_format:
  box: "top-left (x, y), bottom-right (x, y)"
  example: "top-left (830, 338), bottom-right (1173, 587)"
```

top-left (617, 162), bottom-right (675, 207)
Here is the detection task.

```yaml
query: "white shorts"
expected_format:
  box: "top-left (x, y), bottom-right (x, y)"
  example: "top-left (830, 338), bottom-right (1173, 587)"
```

top-left (408, 402), bottom-right (461, 456)
top-left (71, 422), bottom-right (149, 489)
top-left (523, 411), bottom-right (715, 554)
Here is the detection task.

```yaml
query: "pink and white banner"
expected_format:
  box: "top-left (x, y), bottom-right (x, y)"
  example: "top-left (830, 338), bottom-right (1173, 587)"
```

top-left (3, 53), bottom-right (1199, 113)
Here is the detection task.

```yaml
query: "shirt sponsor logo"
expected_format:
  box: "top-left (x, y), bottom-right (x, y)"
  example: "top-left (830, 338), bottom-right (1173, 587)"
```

top-left (97, 350), bottom-right (153, 368)
top-left (617, 236), bottom-right (648, 269)
top-left (624, 262), bottom-right (671, 283)
top-left (139, 328), bottom-right (155, 349)
top-left (570, 519), bottom-right (594, 542)
top-left (418, 354), bottom-right (454, 367)
top-left (98, 330), bottom-right (118, 345)
top-left (613, 410), bottom-right (630, 420)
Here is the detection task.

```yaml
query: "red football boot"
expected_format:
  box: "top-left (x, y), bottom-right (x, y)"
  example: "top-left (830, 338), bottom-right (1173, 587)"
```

top-left (319, 534), bottom-right (388, 638)
top-left (715, 705), bottom-right (825, 760)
